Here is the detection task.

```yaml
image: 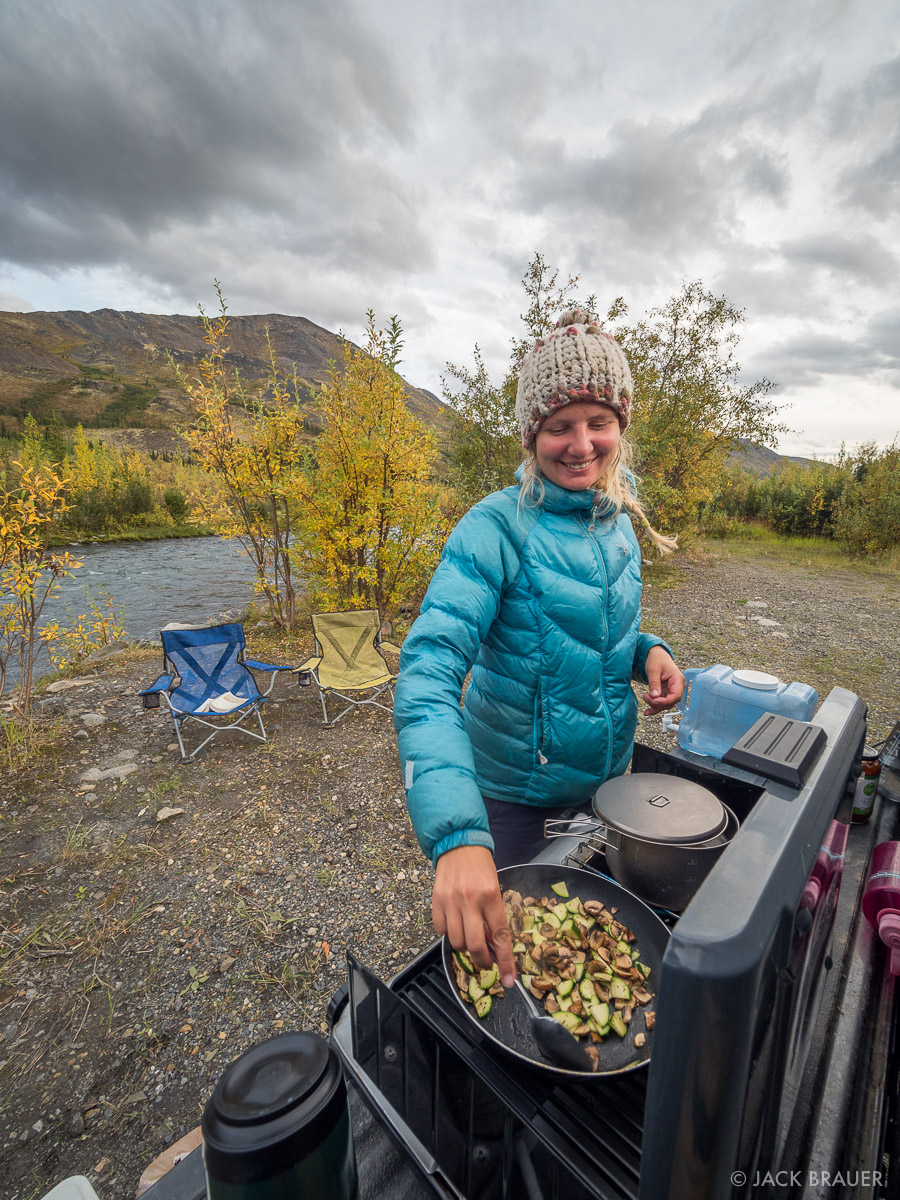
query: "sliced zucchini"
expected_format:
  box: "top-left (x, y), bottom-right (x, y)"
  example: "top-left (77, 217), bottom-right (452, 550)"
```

top-left (550, 881), bottom-right (570, 898)
top-left (468, 978), bottom-right (485, 1003)
top-left (454, 950), bottom-right (475, 975)
top-left (557, 979), bottom-right (575, 998)
top-left (551, 902), bottom-right (568, 922)
top-left (552, 1011), bottom-right (582, 1032)
top-left (590, 1001), bottom-right (610, 1027)
top-left (609, 978), bottom-right (631, 1002)
top-left (609, 1012), bottom-right (628, 1038)
top-left (474, 994), bottom-right (492, 1018)
top-left (479, 967), bottom-right (499, 990)
top-left (579, 978), bottom-right (596, 1002)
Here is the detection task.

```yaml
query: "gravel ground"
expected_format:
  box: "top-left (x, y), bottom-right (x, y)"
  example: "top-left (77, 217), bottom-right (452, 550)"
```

top-left (1, 544), bottom-right (897, 1200)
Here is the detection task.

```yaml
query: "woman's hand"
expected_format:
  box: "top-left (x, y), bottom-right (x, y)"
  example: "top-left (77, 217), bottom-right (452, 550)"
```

top-left (643, 646), bottom-right (685, 716)
top-left (432, 844), bottom-right (516, 987)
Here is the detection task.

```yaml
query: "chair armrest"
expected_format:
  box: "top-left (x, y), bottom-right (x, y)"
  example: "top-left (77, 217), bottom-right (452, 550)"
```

top-left (244, 659), bottom-right (294, 673)
top-left (138, 674), bottom-right (174, 696)
top-left (293, 657), bottom-right (322, 673)
top-left (378, 641), bottom-right (403, 655)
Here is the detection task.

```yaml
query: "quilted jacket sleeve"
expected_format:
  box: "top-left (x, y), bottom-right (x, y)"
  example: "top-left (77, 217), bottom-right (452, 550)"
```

top-left (394, 499), bottom-right (521, 866)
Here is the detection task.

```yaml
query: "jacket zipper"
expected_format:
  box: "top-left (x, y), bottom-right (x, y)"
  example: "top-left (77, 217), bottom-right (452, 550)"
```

top-left (584, 504), bottom-right (614, 779)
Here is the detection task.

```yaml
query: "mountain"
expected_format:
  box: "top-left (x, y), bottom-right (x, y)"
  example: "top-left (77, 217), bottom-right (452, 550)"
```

top-left (727, 439), bottom-right (819, 476)
top-left (0, 308), bottom-right (451, 441)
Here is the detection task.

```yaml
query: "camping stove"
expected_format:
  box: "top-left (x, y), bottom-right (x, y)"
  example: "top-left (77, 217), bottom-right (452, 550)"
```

top-left (330, 687), bottom-right (900, 1200)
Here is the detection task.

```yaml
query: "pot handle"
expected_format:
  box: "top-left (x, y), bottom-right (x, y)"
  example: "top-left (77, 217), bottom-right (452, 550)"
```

top-left (543, 817), bottom-right (624, 853)
top-left (677, 667), bottom-right (702, 716)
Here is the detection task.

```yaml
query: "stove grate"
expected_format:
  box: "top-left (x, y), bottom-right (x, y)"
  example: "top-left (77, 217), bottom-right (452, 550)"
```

top-left (342, 947), bottom-right (648, 1200)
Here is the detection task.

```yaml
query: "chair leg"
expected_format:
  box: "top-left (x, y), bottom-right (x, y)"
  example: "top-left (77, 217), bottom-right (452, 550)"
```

top-left (171, 713), bottom-right (193, 764)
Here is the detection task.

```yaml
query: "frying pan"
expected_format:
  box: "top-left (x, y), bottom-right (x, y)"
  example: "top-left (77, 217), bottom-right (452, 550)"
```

top-left (441, 862), bottom-right (670, 1079)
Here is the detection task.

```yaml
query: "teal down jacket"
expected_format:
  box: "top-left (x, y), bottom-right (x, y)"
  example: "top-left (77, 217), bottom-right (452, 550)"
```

top-left (393, 473), bottom-right (671, 866)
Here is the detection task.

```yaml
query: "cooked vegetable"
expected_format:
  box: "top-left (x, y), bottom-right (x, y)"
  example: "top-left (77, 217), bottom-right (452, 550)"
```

top-left (452, 885), bottom-right (656, 1052)
top-left (498, 886), bottom-right (655, 1051)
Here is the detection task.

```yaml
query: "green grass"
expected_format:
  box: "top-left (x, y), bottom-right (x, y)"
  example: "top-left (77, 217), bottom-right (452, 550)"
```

top-left (700, 524), bottom-right (900, 576)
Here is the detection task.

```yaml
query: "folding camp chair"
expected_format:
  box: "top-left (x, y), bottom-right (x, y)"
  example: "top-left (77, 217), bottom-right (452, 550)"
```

top-left (294, 609), bottom-right (402, 727)
top-left (138, 622), bottom-right (295, 763)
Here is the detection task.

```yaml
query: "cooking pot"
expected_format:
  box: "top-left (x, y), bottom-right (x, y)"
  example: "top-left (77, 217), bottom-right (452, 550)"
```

top-left (545, 774), bottom-right (739, 911)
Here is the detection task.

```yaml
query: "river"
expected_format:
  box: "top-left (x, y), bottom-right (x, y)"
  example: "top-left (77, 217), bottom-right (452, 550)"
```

top-left (50, 536), bottom-right (259, 642)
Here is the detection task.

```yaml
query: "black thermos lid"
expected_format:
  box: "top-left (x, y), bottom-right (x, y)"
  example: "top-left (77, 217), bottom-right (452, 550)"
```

top-left (202, 1032), bottom-right (348, 1184)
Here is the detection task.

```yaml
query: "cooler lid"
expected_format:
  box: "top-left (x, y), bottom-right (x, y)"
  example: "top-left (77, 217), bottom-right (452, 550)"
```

top-left (733, 669), bottom-right (779, 691)
top-left (217, 1033), bottom-right (329, 1124)
top-left (592, 774), bottom-right (727, 844)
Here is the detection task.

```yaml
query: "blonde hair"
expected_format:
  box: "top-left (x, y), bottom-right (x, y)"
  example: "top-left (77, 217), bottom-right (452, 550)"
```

top-left (518, 434), bottom-right (677, 555)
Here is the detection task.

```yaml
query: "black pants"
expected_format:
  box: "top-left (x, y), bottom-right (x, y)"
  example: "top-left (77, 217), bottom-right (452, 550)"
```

top-left (483, 795), bottom-right (595, 870)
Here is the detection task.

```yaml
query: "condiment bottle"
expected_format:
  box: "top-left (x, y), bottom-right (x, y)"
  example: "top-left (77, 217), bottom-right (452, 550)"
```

top-left (851, 747), bottom-right (882, 824)
top-left (861, 841), bottom-right (900, 976)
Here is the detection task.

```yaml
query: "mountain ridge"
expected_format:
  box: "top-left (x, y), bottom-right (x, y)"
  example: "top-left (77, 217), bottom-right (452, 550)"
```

top-left (0, 307), bottom-right (450, 434)
top-left (1, 307), bottom-right (810, 475)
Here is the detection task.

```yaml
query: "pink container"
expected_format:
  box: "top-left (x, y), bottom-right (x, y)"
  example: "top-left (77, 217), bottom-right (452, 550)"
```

top-left (862, 841), bottom-right (900, 976)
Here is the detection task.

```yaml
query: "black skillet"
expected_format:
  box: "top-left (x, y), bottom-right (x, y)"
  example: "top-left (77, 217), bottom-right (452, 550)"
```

top-left (441, 862), bottom-right (670, 1079)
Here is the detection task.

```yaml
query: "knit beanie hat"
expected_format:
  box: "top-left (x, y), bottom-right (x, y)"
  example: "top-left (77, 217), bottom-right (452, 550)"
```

top-left (515, 308), bottom-right (633, 449)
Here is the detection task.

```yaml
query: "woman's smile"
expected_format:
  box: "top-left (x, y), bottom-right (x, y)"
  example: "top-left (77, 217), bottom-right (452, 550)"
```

top-left (534, 400), bottom-right (622, 491)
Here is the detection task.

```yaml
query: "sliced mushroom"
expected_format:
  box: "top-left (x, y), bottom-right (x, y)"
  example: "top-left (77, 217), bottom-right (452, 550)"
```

top-left (530, 973), bottom-right (558, 993)
top-left (634, 1032), bottom-right (646, 1048)
top-left (544, 993), bottom-right (560, 1014)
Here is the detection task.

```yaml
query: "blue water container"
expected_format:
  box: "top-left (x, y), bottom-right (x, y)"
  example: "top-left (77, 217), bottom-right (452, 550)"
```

top-left (676, 665), bottom-right (818, 759)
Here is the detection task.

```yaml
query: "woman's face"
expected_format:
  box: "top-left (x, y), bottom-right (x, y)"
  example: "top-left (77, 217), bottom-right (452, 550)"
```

top-left (533, 401), bottom-right (621, 491)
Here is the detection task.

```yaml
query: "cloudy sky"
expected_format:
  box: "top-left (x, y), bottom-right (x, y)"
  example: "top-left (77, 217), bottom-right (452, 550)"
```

top-left (1, 0), bottom-right (897, 457)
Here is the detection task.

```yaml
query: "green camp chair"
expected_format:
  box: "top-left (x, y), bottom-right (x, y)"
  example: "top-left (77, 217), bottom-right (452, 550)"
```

top-left (295, 609), bottom-right (403, 727)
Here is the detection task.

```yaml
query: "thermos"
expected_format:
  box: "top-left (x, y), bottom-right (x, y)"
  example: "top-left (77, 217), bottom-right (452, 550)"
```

top-left (202, 1032), bottom-right (358, 1199)
top-left (861, 841), bottom-right (900, 977)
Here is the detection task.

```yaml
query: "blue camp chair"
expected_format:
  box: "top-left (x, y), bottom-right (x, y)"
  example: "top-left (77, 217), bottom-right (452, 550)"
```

top-left (138, 622), bottom-right (294, 763)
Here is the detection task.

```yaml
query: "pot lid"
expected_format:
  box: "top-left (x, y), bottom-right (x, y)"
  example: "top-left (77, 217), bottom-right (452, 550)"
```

top-left (592, 774), bottom-right (727, 844)
top-left (732, 669), bottom-right (779, 691)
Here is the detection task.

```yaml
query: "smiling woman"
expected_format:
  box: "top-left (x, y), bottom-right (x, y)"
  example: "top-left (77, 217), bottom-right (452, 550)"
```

top-left (394, 308), bottom-right (684, 994)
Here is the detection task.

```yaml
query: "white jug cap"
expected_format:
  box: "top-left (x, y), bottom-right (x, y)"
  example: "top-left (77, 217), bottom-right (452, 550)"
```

top-left (733, 669), bottom-right (779, 691)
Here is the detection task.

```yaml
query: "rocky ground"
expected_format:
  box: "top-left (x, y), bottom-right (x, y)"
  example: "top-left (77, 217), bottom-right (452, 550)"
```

top-left (1, 543), bottom-right (897, 1200)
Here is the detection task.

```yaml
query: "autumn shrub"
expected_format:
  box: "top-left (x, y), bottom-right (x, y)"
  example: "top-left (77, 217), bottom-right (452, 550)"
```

top-left (758, 461), bottom-right (847, 538)
top-left (833, 440), bottom-right (900, 555)
top-left (294, 313), bottom-right (448, 619)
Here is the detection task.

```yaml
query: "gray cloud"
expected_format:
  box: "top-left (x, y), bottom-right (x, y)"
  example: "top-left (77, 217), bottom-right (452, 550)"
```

top-left (0, 0), bottom-right (427, 274)
top-left (0, 0), bottom-right (897, 455)
top-left (780, 233), bottom-right (899, 285)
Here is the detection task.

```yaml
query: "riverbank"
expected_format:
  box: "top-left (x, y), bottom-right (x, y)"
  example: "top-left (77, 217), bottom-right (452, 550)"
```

top-left (1, 544), bottom-right (898, 1200)
top-left (50, 524), bottom-right (219, 548)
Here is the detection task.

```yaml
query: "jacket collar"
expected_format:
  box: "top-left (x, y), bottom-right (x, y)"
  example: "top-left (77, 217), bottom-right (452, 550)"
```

top-left (514, 464), bottom-right (617, 517)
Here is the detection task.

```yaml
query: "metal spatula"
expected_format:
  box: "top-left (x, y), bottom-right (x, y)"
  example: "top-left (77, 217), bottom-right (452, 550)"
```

top-left (510, 975), bottom-right (597, 1072)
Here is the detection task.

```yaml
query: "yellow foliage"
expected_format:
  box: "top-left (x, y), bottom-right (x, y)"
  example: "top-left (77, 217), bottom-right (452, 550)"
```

top-left (0, 464), bottom-right (82, 716)
top-left (294, 316), bottom-right (448, 617)
top-left (178, 285), bottom-right (307, 629)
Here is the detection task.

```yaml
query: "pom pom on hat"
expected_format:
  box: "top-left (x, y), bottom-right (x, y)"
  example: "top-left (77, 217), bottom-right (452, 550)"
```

top-left (515, 308), bottom-right (633, 448)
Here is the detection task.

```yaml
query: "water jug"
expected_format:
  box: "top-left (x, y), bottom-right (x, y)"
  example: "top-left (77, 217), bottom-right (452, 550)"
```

top-left (676, 664), bottom-right (817, 759)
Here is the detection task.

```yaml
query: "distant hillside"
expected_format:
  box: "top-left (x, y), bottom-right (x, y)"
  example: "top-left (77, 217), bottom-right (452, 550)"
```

top-left (728, 439), bottom-right (818, 476)
top-left (0, 308), bottom-right (451, 439)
